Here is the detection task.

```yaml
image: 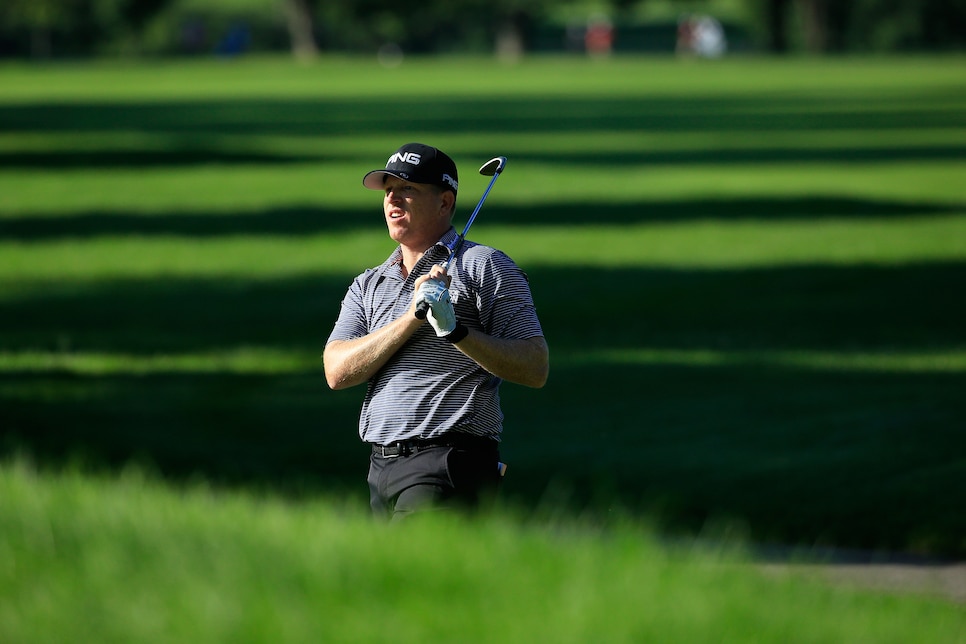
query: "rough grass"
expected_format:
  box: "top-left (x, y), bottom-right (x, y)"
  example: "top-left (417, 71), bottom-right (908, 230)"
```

top-left (2, 459), bottom-right (963, 643)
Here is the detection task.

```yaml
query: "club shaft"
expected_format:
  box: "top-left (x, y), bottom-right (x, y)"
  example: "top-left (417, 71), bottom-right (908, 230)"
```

top-left (414, 157), bottom-right (505, 320)
top-left (456, 170), bottom-right (501, 245)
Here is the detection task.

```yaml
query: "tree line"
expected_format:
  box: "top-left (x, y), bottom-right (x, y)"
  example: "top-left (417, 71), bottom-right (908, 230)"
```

top-left (1, 0), bottom-right (965, 59)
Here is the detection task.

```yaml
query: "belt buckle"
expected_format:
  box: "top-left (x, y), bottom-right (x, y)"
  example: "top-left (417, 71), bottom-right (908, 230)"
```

top-left (375, 440), bottom-right (421, 458)
top-left (376, 444), bottom-right (400, 459)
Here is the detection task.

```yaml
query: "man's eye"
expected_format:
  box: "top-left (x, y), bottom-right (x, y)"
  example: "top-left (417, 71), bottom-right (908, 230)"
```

top-left (385, 184), bottom-right (413, 196)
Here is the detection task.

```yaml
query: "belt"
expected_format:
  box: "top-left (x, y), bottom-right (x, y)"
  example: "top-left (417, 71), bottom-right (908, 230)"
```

top-left (371, 433), bottom-right (496, 458)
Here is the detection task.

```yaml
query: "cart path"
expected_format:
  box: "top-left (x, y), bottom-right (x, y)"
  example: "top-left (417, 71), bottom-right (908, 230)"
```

top-left (753, 546), bottom-right (966, 604)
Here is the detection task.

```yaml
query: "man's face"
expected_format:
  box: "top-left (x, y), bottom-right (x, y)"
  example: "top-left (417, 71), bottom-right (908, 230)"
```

top-left (383, 176), bottom-right (453, 248)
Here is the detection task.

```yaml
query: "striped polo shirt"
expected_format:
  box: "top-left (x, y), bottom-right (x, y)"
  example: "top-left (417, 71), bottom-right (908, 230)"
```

top-left (326, 228), bottom-right (544, 446)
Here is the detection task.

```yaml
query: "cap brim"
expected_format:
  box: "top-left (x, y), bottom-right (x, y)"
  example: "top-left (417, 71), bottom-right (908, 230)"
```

top-left (363, 169), bottom-right (409, 190)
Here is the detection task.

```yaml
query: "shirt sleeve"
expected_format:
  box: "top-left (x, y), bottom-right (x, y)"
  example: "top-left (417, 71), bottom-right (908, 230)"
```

top-left (325, 273), bottom-right (369, 345)
top-left (475, 250), bottom-right (544, 340)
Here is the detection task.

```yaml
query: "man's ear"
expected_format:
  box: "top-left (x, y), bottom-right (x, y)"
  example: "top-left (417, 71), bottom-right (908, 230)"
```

top-left (440, 190), bottom-right (456, 217)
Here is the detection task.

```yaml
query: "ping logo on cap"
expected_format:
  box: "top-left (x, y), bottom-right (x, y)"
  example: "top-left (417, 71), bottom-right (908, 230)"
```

top-left (388, 152), bottom-right (421, 166)
top-left (363, 143), bottom-right (458, 193)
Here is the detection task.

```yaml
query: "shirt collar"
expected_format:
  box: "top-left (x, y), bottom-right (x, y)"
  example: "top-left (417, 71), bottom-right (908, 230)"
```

top-left (438, 226), bottom-right (460, 252)
top-left (381, 227), bottom-right (458, 271)
top-left (400, 227), bottom-right (459, 263)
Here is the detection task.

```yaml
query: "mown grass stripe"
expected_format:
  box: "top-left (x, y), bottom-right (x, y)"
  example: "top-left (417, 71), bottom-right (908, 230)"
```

top-left (2, 348), bottom-right (963, 376)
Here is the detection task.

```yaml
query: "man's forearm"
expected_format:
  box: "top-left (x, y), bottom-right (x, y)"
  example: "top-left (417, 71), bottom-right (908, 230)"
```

top-left (323, 315), bottom-right (421, 390)
top-left (454, 332), bottom-right (549, 388)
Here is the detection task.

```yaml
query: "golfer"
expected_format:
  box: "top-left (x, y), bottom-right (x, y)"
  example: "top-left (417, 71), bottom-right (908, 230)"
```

top-left (323, 143), bottom-right (549, 520)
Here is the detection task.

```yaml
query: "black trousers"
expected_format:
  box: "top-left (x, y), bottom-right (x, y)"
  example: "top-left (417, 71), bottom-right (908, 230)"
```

top-left (367, 440), bottom-right (502, 520)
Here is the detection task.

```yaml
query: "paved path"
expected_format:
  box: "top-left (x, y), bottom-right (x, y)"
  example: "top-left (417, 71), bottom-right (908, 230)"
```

top-left (754, 546), bottom-right (966, 604)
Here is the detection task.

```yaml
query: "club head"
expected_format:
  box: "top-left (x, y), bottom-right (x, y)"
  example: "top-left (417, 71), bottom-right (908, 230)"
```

top-left (479, 156), bottom-right (507, 177)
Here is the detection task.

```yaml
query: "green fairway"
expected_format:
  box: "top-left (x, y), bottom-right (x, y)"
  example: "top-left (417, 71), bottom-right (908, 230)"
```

top-left (1, 54), bottom-right (965, 563)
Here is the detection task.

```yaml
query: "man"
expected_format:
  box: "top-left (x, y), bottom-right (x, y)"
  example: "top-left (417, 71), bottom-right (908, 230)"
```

top-left (323, 142), bottom-right (549, 520)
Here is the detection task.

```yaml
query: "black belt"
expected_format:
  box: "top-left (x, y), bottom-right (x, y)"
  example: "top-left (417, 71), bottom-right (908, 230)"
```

top-left (371, 433), bottom-right (496, 458)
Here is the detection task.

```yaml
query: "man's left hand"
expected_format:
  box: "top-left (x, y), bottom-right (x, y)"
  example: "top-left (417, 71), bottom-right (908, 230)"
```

top-left (415, 279), bottom-right (457, 336)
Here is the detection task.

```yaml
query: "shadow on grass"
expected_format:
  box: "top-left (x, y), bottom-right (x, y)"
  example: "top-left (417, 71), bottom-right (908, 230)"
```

top-left (0, 369), bottom-right (368, 498)
top-left (2, 197), bottom-right (963, 241)
top-left (3, 95), bottom-right (966, 140)
top-left (0, 149), bottom-right (327, 169)
top-left (2, 262), bottom-right (965, 554)
top-left (2, 263), bottom-right (963, 354)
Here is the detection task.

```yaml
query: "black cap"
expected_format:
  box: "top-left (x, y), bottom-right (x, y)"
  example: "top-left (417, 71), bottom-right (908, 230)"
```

top-left (363, 143), bottom-right (459, 194)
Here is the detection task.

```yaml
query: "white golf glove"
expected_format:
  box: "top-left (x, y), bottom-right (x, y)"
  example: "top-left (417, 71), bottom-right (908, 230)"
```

top-left (415, 279), bottom-right (457, 337)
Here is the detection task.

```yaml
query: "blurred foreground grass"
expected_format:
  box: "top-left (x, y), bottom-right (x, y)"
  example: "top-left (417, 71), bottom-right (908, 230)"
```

top-left (2, 460), bottom-right (963, 643)
top-left (0, 55), bottom-right (964, 556)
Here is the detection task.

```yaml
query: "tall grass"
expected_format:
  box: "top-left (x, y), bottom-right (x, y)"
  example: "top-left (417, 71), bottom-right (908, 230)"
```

top-left (2, 459), bottom-right (963, 643)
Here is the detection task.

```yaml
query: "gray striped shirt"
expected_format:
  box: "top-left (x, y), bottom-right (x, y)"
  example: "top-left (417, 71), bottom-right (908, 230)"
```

top-left (326, 228), bottom-right (544, 445)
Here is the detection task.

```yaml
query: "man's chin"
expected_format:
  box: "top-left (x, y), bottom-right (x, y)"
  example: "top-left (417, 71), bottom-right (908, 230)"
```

top-left (387, 228), bottom-right (409, 245)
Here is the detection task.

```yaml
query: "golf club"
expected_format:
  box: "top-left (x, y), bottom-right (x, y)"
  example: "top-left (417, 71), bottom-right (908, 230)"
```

top-left (415, 155), bottom-right (507, 320)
